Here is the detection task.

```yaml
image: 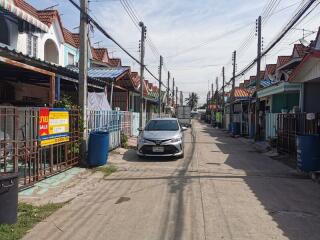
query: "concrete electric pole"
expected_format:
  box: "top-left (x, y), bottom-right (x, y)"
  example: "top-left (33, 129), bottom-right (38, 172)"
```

top-left (176, 86), bottom-right (178, 107)
top-left (167, 71), bottom-right (170, 106)
top-left (172, 78), bottom-right (175, 107)
top-left (232, 51), bottom-right (236, 96)
top-left (255, 16), bottom-right (262, 141)
top-left (79, 0), bottom-right (88, 161)
top-left (222, 66), bottom-right (225, 111)
top-left (139, 22), bottom-right (146, 128)
top-left (216, 77), bottom-right (219, 107)
top-left (180, 91), bottom-right (183, 106)
top-left (231, 51), bottom-right (236, 123)
top-left (158, 55), bottom-right (163, 117)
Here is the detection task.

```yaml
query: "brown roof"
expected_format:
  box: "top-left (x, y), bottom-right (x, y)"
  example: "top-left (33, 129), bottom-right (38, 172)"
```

top-left (14, 0), bottom-right (38, 18)
top-left (109, 58), bottom-right (122, 67)
top-left (92, 48), bottom-right (110, 62)
top-left (91, 47), bottom-right (99, 60)
top-left (293, 44), bottom-right (308, 58)
top-left (72, 33), bottom-right (80, 48)
top-left (232, 87), bottom-right (251, 98)
top-left (265, 64), bottom-right (276, 75)
top-left (14, 1), bottom-right (65, 38)
top-left (63, 28), bottom-right (78, 48)
top-left (277, 56), bottom-right (291, 68)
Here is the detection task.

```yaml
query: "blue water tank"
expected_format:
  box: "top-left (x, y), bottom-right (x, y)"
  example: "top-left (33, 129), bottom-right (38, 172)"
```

top-left (231, 122), bottom-right (240, 136)
top-left (87, 131), bottom-right (109, 167)
top-left (296, 134), bottom-right (320, 172)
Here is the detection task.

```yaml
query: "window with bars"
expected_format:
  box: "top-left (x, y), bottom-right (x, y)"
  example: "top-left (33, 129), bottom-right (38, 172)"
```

top-left (27, 34), bottom-right (38, 58)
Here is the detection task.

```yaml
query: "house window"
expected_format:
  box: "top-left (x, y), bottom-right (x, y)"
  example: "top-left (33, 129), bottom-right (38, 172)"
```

top-left (0, 15), bottom-right (10, 45)
top-left (27, 34), bottom-right (38, 57)
top-left (67, 52), bottom-right (75, 65)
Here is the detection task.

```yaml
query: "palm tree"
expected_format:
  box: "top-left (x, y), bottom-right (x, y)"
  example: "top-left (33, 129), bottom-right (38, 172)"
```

top-left (185, 92), bottom-right (199, 110)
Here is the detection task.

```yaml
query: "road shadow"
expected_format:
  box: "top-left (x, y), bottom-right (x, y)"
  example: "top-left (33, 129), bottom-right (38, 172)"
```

top-left (200, 122), bottom-right (320, 240)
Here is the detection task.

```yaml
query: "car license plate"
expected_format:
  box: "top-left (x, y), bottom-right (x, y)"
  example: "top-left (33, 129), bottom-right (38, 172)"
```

top-left (152, 146), bottom-right (164, 153)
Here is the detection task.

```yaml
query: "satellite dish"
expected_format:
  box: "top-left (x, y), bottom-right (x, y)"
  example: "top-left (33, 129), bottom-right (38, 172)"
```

top-left (299, 38), bottom-right (310, 47)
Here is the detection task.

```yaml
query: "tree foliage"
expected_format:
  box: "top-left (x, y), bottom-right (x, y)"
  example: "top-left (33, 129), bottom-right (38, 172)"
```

top-left (185, 92), bottom-right (199, 110)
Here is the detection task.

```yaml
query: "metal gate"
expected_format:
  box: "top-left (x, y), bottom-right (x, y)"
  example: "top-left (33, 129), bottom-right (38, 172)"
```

top-left (0, 107), bottom-right (80, 189)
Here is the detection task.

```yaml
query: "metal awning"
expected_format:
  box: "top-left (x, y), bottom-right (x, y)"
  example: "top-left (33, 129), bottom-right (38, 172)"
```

top-left (0, 0), bottom-right (49, 32)
top-left (67, 66), bottom-right (130, 81)
top-left (257, 82), bottom-right (302, 98)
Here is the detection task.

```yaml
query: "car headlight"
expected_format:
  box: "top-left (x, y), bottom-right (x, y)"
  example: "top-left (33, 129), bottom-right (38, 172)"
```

top-left (171, 137), bottom-right (182, 143)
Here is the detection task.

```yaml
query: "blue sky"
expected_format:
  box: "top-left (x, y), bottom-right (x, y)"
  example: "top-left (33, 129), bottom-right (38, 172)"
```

top-left (28, 0), bottom-right (320, 104)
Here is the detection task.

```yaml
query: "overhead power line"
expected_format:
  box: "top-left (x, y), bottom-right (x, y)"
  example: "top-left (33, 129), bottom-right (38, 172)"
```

top-left (68, 0), bottom-right (170, 89)
top-left (233, 0), bottom-right (317, 82)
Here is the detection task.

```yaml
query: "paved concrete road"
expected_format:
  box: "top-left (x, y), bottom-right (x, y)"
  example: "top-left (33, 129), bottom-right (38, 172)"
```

top-left (24, 120), bottom-right (320, 240)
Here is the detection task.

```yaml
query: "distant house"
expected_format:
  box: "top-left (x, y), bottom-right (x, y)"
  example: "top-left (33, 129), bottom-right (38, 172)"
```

top-left (289, 27), bottom-right (320, 113)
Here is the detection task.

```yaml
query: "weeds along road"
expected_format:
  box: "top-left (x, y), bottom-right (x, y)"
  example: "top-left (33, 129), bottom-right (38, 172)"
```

top-left (24, 120), bottom-right (320, 240)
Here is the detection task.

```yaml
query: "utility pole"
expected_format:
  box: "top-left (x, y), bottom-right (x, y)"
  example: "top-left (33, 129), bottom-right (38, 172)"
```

top-left (158, 55), bottom-right (163, 117)
top-left (172, 78), bottom-right (175, 107)
top-left (255, 16), bottom-right (262, 141)
top-left (232, 51), bottom-right (236, 97)
top-left (215, 77), bottom-right (219, 107)
top-left (79, 0), bottom-right (88, 162)
top-left (231, 51), bottom-right (236, 124)
top-left (180, 91), bottom-right (183, 105)
top-left (211, 83), bottom-right (214, 105)
top-left (139, 22), bottom-right (146, 128)
top-left (167, 71), bottom-right (170, 106)
top-left (176, 86), bottom-right (178, 106)
top-left (222, 66), bottom-right (225, 111)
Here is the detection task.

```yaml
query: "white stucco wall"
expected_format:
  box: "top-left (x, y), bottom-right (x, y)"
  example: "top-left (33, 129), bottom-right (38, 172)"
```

top-left (38, 20), bottom-right (64, 65)
top-left (15, 19), bottom-right (64, 65)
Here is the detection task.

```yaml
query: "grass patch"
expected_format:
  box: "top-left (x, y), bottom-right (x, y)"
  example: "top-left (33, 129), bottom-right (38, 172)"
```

top-left (95, 164), bottom-right (118, 176)
top-left (0, 202), bottom-right (64, 240)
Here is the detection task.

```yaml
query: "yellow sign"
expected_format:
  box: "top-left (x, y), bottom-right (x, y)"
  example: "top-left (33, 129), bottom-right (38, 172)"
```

top-left (40, 108), bottom-right (70, 146)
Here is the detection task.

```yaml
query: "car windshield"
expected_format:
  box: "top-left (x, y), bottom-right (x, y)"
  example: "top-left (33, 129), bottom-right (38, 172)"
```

top-left (145, 120), bottom-right (179, 131)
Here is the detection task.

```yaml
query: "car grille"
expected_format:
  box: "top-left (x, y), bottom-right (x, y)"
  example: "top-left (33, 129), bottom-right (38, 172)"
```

top-left (144, 139), bottom-right (171, 145)
top-left (140, 145), bottom-right (179, 155)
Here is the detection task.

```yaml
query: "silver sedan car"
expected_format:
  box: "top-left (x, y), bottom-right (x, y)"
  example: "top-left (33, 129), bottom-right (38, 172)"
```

top-left (137, 118), bottom-right (187, 158)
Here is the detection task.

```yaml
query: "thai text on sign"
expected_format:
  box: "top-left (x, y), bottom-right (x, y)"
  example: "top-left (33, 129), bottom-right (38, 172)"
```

top-left (39, 108), bottom-right (70, 146)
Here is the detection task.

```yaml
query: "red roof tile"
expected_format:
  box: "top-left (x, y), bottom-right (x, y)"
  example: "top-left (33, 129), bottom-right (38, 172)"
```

top-left (277, 56), bottom-right (291, 68)
top-left (63, 28), bottom-right (77, 48)
top-left (14, 0), bottom-right (38, 18)
top-left (109, 58), bottom-right (122, 67)
top-left (92, 48), bottom-right (110, 62)
top-left (265, 64), bottom-right (276, 75)
top-left (293, 44), bottom-right (308, 58)
top-left (232, 87), bottom-right (251, 98)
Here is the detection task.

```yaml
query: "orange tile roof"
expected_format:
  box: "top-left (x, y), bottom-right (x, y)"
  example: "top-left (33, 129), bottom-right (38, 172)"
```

top-left (109, 58), bottom-right (122, 67)
top-left (14, 0), bottom-right (38, 18)
top-left (277, 56), bottom-right (291, 68)
top-left (232, 87), bottom-right (251, 98)
top-left (293, 44), bottom-right (308, 58)
top-left (63, 28), bottom-right (78, 48)
top-left (265, 64), bottom-right (276, 75)
top-left (93, 48), bottom-right (110, 62)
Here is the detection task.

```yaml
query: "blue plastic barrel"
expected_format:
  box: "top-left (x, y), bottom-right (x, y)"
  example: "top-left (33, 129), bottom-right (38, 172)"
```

top-left (296, 134), bottom-right (320, 172)
top-left (231, 122), bottom-right (240, 136)
top-left (87, 131), bottom-right (109, 167)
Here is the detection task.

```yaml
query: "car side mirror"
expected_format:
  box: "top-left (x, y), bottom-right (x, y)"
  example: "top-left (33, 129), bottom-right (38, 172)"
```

top-left (138, 127), bottom-right (143, 132)
top-left (181, 127), bottom-right (187, 132)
